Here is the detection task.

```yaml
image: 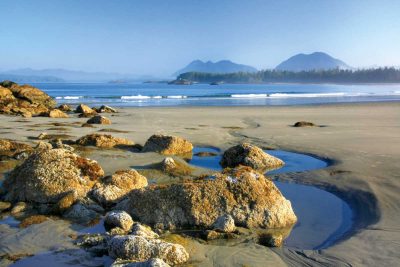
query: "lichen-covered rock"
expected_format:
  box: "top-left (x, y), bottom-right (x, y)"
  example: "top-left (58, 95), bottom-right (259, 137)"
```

top-left (75, 104), bottom-right (95, 114)
top-left (34, 141), bottom-right (53, 151)
top-left (107, 235), bottom-right (189, 265)
top-left (3, 148), bottom-right (104, 203)
top-left (47, 109), bottom-right (69, 118)
top-left (58, 104), bottom-right (73, 112)
top-left (220, 143), bottom-right (284, 171)
top-left (124, 166), bottom-right (297, 230)
top-left (0, 139), bottom-right (32, 160)
top-left (86, 115), bottom-right (112, 125)
top-left (131, 223), bottom-right (159, 239)
top-left (212, 214), bottom-right (236, 233)
top-left (76, 134), bottom-right (134, 149)
top-left (91, 169), bottom-right (148, 206)
top-left (104, 211), bottom-right (134, 232)
top-left (143, 134), bottom-right (193, 155)
top-left (64, 202), bottom-right (99, 222)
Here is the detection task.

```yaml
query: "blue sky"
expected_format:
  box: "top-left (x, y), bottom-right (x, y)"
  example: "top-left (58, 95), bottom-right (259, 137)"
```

top-left (0, 0), bottom-right (399, 76)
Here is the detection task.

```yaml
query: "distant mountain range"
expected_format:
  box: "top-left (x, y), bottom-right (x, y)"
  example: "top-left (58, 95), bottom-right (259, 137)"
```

top-left (174, 60), bottom-right (257, 76)
top-left (275, 52), bottom-right (351, 71)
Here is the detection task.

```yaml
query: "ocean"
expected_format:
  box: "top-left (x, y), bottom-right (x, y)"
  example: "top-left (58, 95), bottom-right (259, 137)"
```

top-left (33, 82), bottom-right (400, 107)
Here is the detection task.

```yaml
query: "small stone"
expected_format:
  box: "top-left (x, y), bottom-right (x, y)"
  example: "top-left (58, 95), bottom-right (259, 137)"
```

top-left (53, 191), bottom-right (78, 214)
top-left (293, 121), bottom-right (316, 127)
top-left (258, 233), bottom-right (283, 247)
top-left (48, 109), bottom-right (69, 118)
top-left (104, 211), bottom-right (134, 232)
top-left (64, 203), bottom-right (99, 223)
top-left (19, 215), bottom-right (49, 228)
top-left (87, 115), bottom-right (112, 125)
top-left (35, 141), bottom-right (53, 150)
top-left (76, 134), bottom-right (134, 149)
top-left (75, 104), bottom-right (94, 114)
top-left (131, 223), bottom-right (159, 239)
top-left (204, 230), bottom-right (225, 240)
top-left (213, 214), bottom-right (236, 233)
top-left (37, 132), bottom-right (48, 140)
top-left (96, 105), bottom-right (117, 113)
top-left (11, 202), bottom-right (28, 214)
top-left (111, 258), bottom-right (170, 267)
top-left (58, 104), bottom-right (73, 112)
top-left (0, 201), bottom-right (11, 212)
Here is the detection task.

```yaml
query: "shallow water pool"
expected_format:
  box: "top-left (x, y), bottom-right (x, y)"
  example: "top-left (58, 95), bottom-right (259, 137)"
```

top-left (189, 147), bottom-right (352, 249)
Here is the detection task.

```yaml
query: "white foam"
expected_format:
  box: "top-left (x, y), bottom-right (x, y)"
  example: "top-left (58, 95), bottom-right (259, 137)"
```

top-left (121, 95), bottom-right (151, 99)
top-left (268, 92), bottom-right (347, 98)
top-left (55, 96), bottom-right (82, 100)
top-left (153, 96), bottom-right (162, 99)
top-left (231, 94), bottom-right (268, 98)
top-left (167, 95), bottom-right (187, 99)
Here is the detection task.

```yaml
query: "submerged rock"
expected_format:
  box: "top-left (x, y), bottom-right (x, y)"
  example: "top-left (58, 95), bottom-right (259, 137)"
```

top-left (3, 148), bottom-right (104, 203)
top-left (104, 211), bottom-right (134, 232)
top-left (293, 121), bottom-right (316, 127)
top-left (19, 215), bottom-right (50, 228)
top-left (143, 134), bottom-right (193, 155)
top-left (220, 143), bottom-right (284, 171)
top-left (91, 169), bottom-right (148, 206)
top-left (76, 134), bottom-right (134, 149)
top-left (123, 166), bottom-right (297, 230)
top-left (107, 235), bottom-right (189, 265)
top-left (86, 115), bottom-right (112, 125)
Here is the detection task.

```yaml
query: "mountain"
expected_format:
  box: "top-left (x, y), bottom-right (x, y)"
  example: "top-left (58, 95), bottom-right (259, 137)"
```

top-left (1, 68), bottom-right (138, 82)
top-left (0, 74), bottom-right (64, 83)
top-left (275, 52), bottom-right (351, 72)
top-left (174, 60), bottom-right (257, 76)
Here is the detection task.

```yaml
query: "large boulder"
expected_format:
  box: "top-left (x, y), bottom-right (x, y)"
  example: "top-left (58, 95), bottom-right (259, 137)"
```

top-left (3, 148), bottom-right (104, 203)
top-left (143, 134), bottom-right (193, 155)
top-left (76, 134), bottom-right (134, 149)
top-left (123, 166), bottom-right (297, 230)
top-left (0, 139), bottom-right (32, 160)
top-left (107, 235), bottom-right (189, 265)
top-left (91, 169), bottom-right (148, 206)
top-left (0, 81), bottom-right (56, 116)
top-left (87, 115), bottom-right (112, 125)
top-left (220, 143), bottom-right (284, 171)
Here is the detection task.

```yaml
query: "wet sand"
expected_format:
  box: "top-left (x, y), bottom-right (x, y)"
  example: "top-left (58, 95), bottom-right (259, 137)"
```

top-left (0, 102), bottom-right (399, 266)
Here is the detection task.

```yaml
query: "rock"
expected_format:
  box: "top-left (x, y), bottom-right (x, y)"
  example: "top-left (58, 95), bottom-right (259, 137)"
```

top-left (104, 211), bottom-right (134, 232)
top-left (258, 233), bottom-right (284, 247)
top-left (91, 169), bottom-right (148, 206)
top-left (64, 203), bottom-right (99, 222)
top-left (58, 104), bottom-right (73, 112)
top-left (143, 134), bottom-right (193, 155)
top-left (107, 235), bottom-right (189, 265)
top-left (0, 81), bottom-right (56, 116)
top-left (75, 104), bottom-right (95, 114)
top-left (19, 215), bottom-right (49, 228)
top-left (0, 201), bottom-right (11, 212)
top-left (160, 157), bottom-right (193, 177)
top-left (0, 139), bottom-right (32, 160)
top-left (47, 109), bottom-right (69, 118)
top-left (3, 148), bottom-right (104, 203)
top-left (37, 132), bottom-right (48, 140)
top-left (123, 166), bottom-right (297, 230)
top-left (111, 258), bottom-right (170, 267)
top-left (293, 121), bottom-right (316, 127)
top-left (220, 143), bottom-right (284, 171)
top-left (131, 223), bottom-right (159, 239)
top-left (86, 115), bottom-right (112, 125)
top-left (53, 191), bottom-right (78, 214)
top-left (50, 139), bottom-right (75, 152)
top-left (95, 105), bottom-right (117, 113)
top-left (204, 230), bottom-right (226, 240)
top-left (76, 134), bottom-right (134, 149)
top-left (212, 214), bottom-right (236, 233)
top-left (34, 141), bottom-right (53, 150)
top-left (11, 202), bottom-right (28, 214)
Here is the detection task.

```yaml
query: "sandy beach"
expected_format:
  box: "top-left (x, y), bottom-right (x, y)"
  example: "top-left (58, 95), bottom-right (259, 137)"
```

top-left (1, 102), bottom-right (399, 266)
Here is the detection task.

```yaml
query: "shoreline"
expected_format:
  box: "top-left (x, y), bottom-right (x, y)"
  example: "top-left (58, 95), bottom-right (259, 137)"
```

top-left (0, 102), bottom-right (399, 266)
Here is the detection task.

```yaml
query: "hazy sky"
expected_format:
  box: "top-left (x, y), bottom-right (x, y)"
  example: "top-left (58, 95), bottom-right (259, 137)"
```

top-left (0, 0), bottom-right (399, 76)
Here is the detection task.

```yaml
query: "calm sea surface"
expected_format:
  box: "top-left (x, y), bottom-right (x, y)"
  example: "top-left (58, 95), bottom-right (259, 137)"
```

top-left (32, 82), bottom-right (400, 107)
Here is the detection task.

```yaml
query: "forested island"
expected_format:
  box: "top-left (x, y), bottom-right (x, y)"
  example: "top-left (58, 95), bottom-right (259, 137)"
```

top-left (177, 67), bottom-right (400, 84)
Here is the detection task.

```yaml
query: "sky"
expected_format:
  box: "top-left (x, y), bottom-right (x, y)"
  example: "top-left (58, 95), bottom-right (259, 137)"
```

top-left (0, 0), bottom-right (399, 76)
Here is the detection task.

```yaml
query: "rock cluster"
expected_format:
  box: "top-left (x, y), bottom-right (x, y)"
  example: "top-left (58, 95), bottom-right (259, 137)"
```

top-left (3, 148), bottom-right (104, 203)
top-left (123, 166), bottom-right (297, 229)
top-left (143, 134), bottom-right (193, 155)
top-left (0, 81), bottom-right (56, 116)
top-left (91, 169), bottom-right (148, 206)
top-left (220, 143), bottom-right (284, 171)
top-left (76, 134), bottom-right (134, 149)
top-left (0, 139), bottom-right (32, 160)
